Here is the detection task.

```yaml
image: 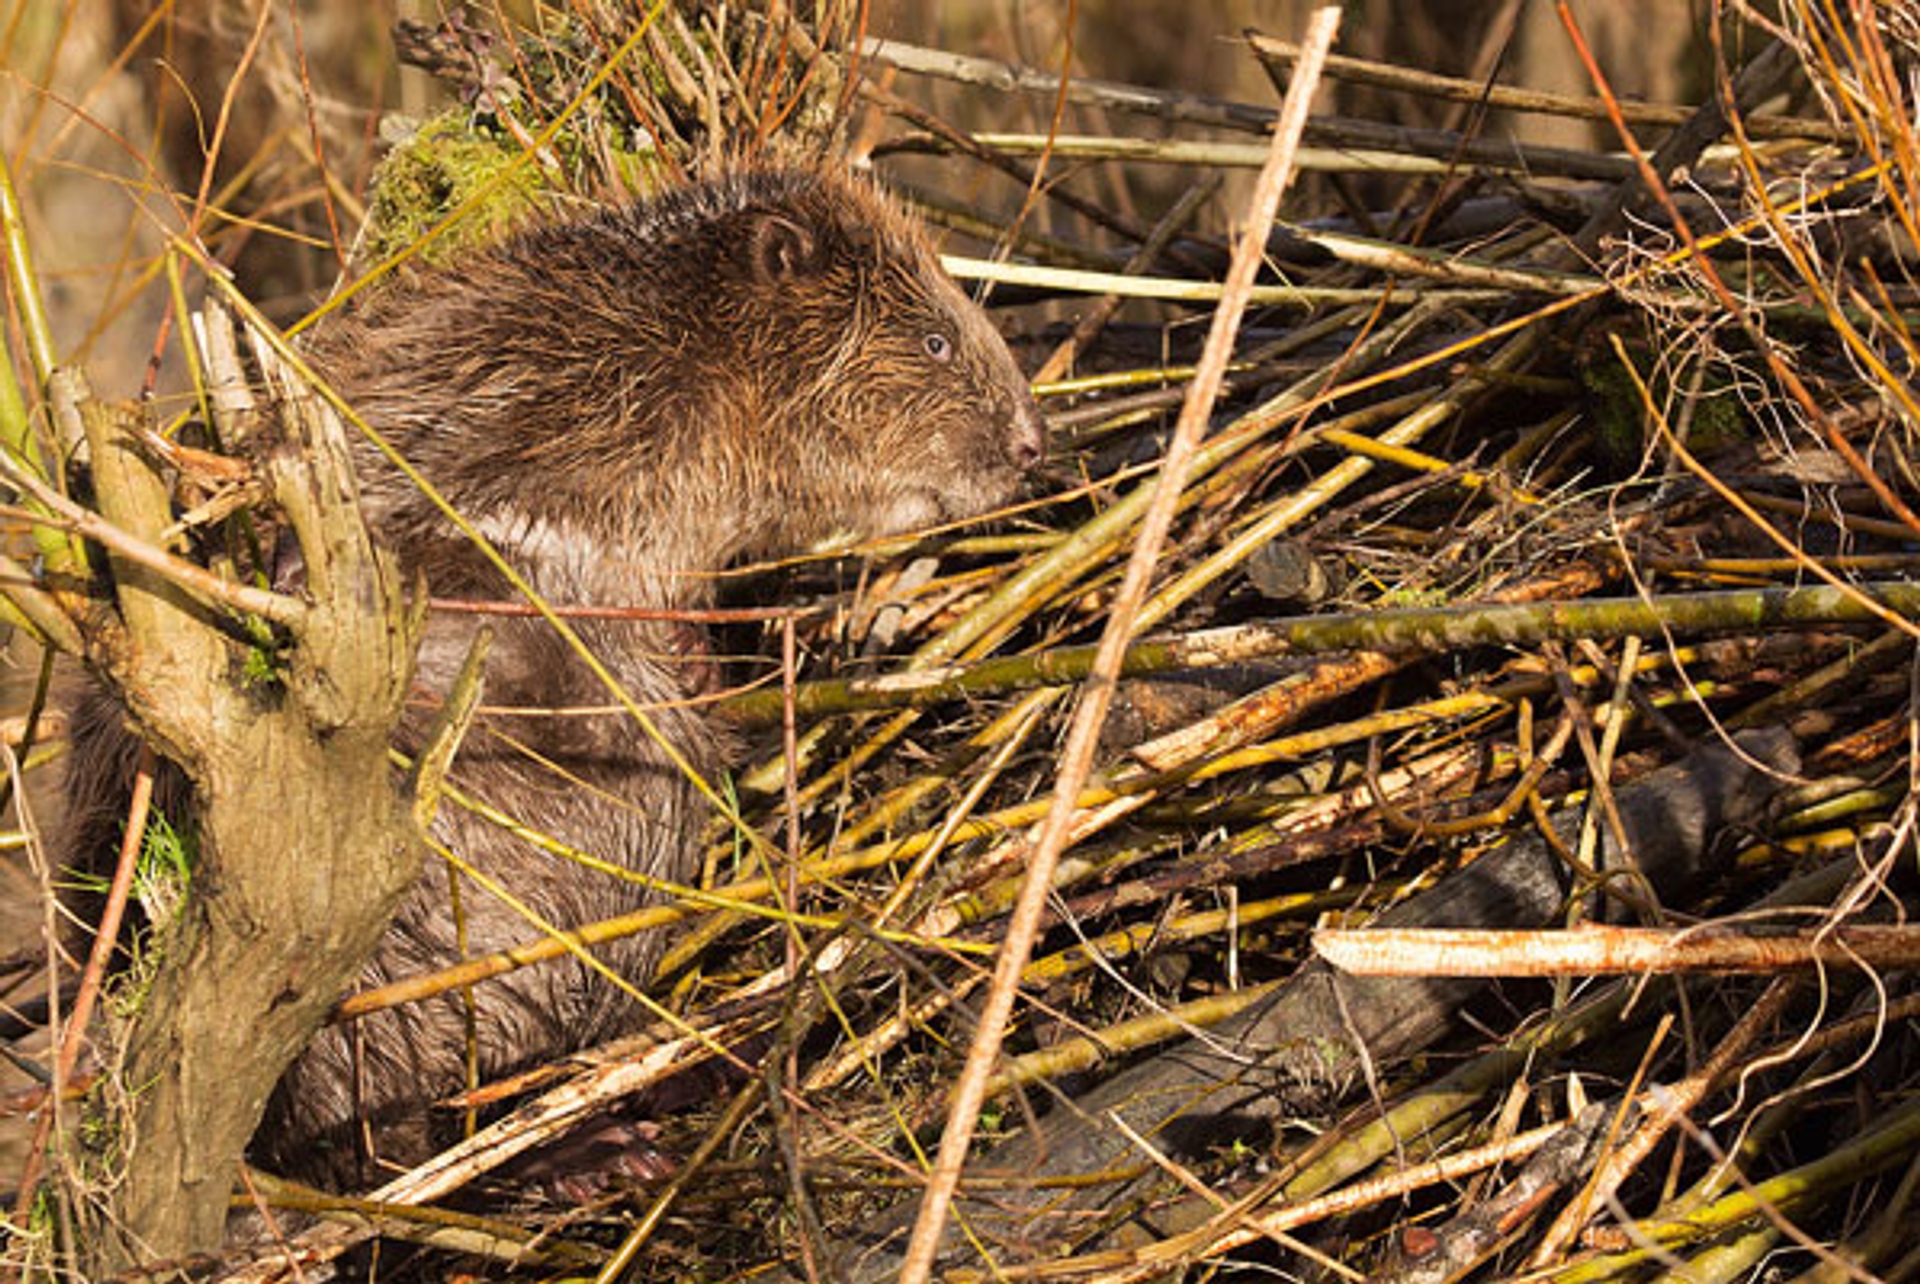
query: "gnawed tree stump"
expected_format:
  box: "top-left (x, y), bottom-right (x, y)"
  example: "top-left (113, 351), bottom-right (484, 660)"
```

top-left (44, 308), bottom-right (426, 1269)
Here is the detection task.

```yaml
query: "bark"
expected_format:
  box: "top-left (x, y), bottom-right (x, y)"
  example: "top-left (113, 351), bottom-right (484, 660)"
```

top-left (60, 320), bottom-right (425, 1269)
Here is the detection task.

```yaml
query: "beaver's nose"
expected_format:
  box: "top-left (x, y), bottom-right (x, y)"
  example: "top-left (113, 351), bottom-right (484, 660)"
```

top-left (1007, 396), bottom-right (1046, 471)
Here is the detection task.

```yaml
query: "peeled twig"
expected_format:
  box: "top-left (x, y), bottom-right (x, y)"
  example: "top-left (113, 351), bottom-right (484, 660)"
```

top-left (897, 12), bottom-right (1344, 1280)
top-left (1245, 31), bottom-right (1845, 141)
top-left (1315, 925), bottom-right (1920, 976)
top-left (862, 36), bottom-right (1636, 180)
top-left (945, 253), bottom-right (1515, 307)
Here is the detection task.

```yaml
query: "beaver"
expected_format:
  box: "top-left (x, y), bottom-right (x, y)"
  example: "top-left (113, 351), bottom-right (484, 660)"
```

top-left (62, 164), bottom-right (1044, 1188)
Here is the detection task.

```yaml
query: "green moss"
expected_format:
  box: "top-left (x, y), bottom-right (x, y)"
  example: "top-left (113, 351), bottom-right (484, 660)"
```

top-left (359, 111), bottom-right (557, 266)
top-left (1680, 382), bottom-right (1747, 452)
top-left (240, 633), bottom-right (284, 690)
top-left (357, 104), bottom-right (677, 269)
top-left (1577, 336), bottom-right (1652, 476)
top-left (1575, 327), bottom-right (1752, 478)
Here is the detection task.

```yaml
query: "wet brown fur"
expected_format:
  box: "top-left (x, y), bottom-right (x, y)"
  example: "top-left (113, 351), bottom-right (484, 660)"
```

top-left (62, 165), bottom-right (1043, 1187)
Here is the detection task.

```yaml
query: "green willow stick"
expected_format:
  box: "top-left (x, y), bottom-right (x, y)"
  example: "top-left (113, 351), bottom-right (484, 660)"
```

top-left (0, 149), bottom-right (82, 576)
top-left (1543, 1095), bottom-right (1920, 1283)
top-left (723, 581), bottom-right (1920, 726)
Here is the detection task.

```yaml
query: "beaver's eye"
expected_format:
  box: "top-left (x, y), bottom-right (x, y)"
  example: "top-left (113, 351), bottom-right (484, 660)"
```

top-left (923, 332), bottom-right (953, 362)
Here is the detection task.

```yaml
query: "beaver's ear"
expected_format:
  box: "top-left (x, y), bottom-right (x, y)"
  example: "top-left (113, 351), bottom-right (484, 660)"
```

top-left (745, 211), bottom-right (824, 282)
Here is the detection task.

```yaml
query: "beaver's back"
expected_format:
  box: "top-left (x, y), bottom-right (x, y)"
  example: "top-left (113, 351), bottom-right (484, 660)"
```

top-left (307, 166), bottom-right (1044, 581)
